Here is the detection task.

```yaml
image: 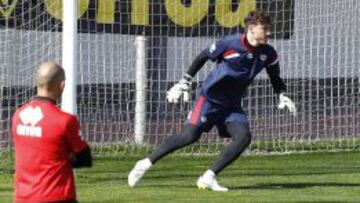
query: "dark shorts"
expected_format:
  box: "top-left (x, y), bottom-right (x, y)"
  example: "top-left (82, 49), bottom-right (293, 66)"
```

top-left (186, 95), bottom-right (249, 137)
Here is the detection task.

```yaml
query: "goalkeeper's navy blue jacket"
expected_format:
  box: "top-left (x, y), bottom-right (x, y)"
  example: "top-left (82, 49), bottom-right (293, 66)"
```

top-left (199, 34), bottom-right (285, 107)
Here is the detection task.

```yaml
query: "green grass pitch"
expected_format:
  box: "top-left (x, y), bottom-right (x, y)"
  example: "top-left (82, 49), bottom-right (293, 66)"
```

top-left (1, 151), bottom-right (360, 202)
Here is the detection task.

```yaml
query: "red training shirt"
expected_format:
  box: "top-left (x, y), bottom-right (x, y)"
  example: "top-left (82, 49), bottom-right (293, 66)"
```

top-left (12, 97), bottom-right (88, 202)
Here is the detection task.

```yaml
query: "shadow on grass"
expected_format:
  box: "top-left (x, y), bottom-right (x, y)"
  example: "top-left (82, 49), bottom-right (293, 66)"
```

top-left (0, 187), bottom-right (13, 192)
top-left (0, 169), bottom-right (15, 175)
top-left (83, 200), bottom-right (358, 203)
top-left (141, 182), bottom-right (360, 191)
top-left (295, 201), bottom-right (358, 203)
top-left (231, 182), bottom-right (360, 190)
top-left (296, 201), bottom-right (357, 203)
top-left (75, 168), bottom-right (360, 185)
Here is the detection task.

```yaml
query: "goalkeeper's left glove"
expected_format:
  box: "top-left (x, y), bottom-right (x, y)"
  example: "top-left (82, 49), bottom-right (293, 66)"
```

top-left (278, 93), bottom-right (297, 116)
top-left (166, 74), bottom-right (192, 103)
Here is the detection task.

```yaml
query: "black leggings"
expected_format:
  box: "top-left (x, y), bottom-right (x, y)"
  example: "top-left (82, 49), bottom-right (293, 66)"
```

top-left (149, 123), bottom-right (251, 175)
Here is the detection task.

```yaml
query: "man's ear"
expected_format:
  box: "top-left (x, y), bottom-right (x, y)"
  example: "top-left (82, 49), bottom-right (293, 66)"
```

top-left (247, 24), bottom-right (255, 33)
top-left (60, 80), bottom-right (65, 91)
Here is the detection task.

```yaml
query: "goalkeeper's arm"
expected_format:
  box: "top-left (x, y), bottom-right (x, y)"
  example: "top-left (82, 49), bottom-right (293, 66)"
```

top-left (266, 63), bottom-right (297, 115)
top-left (167, 50), bottom-right (209, 103)
top-left (265, 62), bottom-right (286, 95)
top-left (185, 49), bottom-right (209, 78)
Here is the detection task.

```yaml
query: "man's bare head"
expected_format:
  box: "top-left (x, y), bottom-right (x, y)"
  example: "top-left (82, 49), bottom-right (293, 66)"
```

top-left (244, 11), bottom-right (272, 46)
top-left (36, 62), bottom-right (65, 99)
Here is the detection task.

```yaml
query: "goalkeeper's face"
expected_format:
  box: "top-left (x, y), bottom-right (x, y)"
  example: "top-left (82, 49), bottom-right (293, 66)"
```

top-left (248, 23), bottom-right (271, 45)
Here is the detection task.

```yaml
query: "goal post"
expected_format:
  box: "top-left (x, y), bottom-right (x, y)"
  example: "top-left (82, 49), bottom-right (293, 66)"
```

top-left (61, 0), bottom-right (78, 115)
top-left (134, 35), bottom-right (147, 145)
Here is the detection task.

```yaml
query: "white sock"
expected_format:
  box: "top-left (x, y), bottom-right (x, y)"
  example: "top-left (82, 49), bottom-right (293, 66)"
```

top-left (203, 169), bottom-right (215, 178)
top-left (141, 158), bottom-right (152, 168)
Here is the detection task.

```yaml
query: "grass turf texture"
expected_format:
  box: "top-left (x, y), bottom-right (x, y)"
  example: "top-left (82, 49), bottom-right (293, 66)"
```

top-left (1, 151), bottom-right (360, 202)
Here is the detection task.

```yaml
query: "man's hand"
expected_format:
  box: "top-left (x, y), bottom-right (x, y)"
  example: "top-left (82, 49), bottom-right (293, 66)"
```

top-left (166, 76), bottom-right (192, 103)
top-left (278, 93), bottom-right (297, 116)
top-left (69, 153), bottom-right (76, 163)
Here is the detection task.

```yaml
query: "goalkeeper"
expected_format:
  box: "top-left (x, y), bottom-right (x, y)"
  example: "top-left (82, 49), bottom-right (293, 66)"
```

top-left (128, 10), bottom-right (296, 192)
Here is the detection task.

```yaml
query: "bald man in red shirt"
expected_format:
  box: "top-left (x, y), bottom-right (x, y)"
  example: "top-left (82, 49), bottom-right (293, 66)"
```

top-left (12, 62), bottom-right (92, 203)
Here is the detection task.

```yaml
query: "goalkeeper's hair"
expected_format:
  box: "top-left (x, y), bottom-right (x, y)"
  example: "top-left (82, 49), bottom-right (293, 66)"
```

top-left (244, 10), bottom-right (272, 30)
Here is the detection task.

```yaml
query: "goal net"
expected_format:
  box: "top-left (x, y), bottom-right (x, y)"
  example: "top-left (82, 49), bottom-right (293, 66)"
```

top-left (1, 0), bottom-right (360, 172)
top-left (0, 0), bottom-right (62, 172)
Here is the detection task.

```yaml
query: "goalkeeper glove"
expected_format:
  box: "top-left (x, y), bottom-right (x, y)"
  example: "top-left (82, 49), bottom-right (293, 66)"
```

top-left (166, 74), bottom-right (192, 103)
top-left (278, 93), bottom-right (297, 116)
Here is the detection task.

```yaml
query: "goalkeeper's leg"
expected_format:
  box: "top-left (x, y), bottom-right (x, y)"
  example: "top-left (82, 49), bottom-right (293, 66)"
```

top-left (211, 122), bottom-right (251, 174)
top-left (197, 122), bottom-right (251, 191)
top-left (149, 124), bottom-right (202, 163)
top-left (128, 124), bottom-right (202, 187)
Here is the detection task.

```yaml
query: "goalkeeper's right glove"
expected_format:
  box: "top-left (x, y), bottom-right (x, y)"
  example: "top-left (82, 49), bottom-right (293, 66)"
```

top-left (166, 74), bottom-right (192, 103)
